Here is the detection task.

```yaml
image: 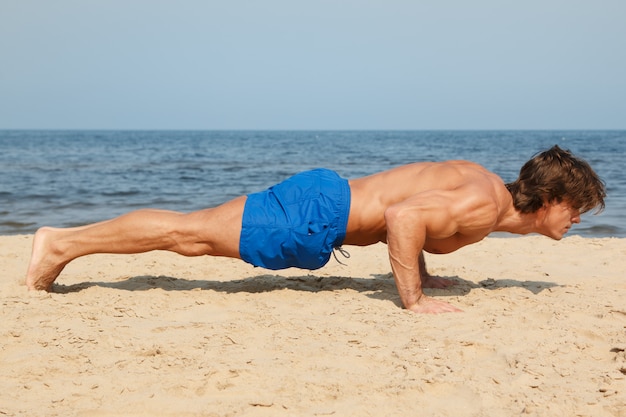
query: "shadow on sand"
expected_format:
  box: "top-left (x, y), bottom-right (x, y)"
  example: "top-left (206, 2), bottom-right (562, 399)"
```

top-left (52, 272), bottom-right (558, 305)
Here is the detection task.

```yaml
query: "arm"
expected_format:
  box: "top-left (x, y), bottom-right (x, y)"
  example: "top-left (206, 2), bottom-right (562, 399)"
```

top-left (419, 251), bottom-right (457, 289)
top-left (418, 251), bottom-right (429, 280)
top-left (384, 193), bottom-right (463, 313)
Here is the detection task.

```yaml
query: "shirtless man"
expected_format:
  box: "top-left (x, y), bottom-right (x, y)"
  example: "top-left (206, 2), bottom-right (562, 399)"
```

top-left (26, 145), bottom-right (605, 313)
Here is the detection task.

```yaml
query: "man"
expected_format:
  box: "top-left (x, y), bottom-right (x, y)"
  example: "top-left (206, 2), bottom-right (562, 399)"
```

top-left (26, 145), bottom-right (605, 313)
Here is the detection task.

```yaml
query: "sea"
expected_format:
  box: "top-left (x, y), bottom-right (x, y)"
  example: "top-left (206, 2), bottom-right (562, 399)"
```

top-left (1, 130), bottom-right (624, 238)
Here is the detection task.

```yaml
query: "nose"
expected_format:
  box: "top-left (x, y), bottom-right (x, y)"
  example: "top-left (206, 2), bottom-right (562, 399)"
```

top-left (572, 211), bottom-right (581, 224)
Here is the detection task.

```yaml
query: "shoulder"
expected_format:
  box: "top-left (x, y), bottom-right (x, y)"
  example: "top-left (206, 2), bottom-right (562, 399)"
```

top-left (450, 174), bottom-right (510, 233)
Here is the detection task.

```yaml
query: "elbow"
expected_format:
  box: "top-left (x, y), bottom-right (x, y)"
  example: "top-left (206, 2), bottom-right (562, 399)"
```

top-left (384, 204), bottom-right (413, 230)
top-left (383, 205), bottom-right (399, 228)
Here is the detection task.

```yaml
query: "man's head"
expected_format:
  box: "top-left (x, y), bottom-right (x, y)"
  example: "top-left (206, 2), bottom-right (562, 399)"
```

top-left (506, 145), bottom-right (606, 215)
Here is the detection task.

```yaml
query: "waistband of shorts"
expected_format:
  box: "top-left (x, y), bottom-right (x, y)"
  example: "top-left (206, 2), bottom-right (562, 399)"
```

top-left (332, 175), bottom-right (351, 248)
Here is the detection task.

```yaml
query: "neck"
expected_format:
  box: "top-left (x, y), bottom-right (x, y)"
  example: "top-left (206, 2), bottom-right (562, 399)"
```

top-left (494, 205), bottom-right (540, 236)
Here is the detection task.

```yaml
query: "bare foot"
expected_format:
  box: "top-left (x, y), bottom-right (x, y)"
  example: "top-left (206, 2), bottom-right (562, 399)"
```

top-left (25, 227), bottom-right (68, 291)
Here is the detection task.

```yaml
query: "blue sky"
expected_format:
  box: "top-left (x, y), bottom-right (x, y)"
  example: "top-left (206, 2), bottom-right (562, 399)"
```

top-left (1, 0), bottom-right (624, 130)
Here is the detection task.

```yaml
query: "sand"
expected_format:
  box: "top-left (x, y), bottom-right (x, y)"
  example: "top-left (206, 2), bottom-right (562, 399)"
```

top-left (1, 234), bottom-right (625, 416)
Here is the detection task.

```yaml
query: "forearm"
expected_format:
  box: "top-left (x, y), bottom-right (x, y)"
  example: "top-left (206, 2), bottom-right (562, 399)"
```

top-left (384, 207), bottom-right (428, 309)
top-left (418, 251), bottom-right (429, 279)
top-left (387, 242), bottom-right (426, 309)
top-left (389, 261), bottom-right (424, 309)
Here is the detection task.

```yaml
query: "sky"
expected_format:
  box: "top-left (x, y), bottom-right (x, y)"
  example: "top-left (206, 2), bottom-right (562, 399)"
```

top-left (1, 0), bottom-right (625, 130)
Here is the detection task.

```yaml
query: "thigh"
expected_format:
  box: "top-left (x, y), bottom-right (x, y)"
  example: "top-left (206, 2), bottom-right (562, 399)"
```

top-left (183, 196), bottom-right (246, 258)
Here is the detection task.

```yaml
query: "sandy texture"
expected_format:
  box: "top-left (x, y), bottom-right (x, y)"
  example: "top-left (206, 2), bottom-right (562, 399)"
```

top-left (1, 234), bottom-right (625, 416)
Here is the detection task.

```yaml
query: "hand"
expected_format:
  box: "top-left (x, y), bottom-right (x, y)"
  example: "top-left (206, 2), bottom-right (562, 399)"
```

top-left (422, 275), bottom-right (456, 289)
top-left (408, 295), bottom-right (463, 314)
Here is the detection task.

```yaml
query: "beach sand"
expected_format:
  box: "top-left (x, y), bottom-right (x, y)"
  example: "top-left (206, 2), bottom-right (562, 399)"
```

top-left (1, 234), bottom-right (625, 416)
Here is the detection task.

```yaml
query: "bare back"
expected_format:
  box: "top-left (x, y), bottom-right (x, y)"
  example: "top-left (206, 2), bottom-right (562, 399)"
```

top-left (344, 161), bottom-right (513, 253)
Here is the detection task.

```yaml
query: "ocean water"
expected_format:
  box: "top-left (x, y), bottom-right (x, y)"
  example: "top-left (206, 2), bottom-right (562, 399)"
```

top-left (0, 130), bottom-right (624, 237)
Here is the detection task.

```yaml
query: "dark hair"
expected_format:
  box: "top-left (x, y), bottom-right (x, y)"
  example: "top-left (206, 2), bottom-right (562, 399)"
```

top-left (505, 145), bottom-right (606, 214)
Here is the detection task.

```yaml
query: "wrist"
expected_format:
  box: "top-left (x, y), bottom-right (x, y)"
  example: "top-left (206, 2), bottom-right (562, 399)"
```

top-left (403, 292), bottom-right (425, 310)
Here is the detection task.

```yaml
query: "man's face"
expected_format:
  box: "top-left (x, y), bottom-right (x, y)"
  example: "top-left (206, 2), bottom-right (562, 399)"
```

top-left (538, 200), bottom-right (581, 240)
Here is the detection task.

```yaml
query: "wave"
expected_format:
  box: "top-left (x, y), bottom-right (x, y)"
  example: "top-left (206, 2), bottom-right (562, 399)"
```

top-left (575, 224), bottom-right (624, 236)
top-left (1, 130), bottom-right (625, 237)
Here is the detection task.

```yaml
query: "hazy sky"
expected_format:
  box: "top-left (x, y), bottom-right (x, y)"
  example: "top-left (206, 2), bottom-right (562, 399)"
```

top-left (1, 0), bottom-right (624, 130)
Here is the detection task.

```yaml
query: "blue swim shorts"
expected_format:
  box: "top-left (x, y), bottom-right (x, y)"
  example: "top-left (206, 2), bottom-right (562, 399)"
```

top-left (239, 168), bottom-right (351, 270)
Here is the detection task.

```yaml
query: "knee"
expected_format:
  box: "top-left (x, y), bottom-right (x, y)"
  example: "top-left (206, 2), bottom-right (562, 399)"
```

top-left (165, 214), bottom-right (217, 257)
top-left (174, 210), bottom-right (241, 259)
